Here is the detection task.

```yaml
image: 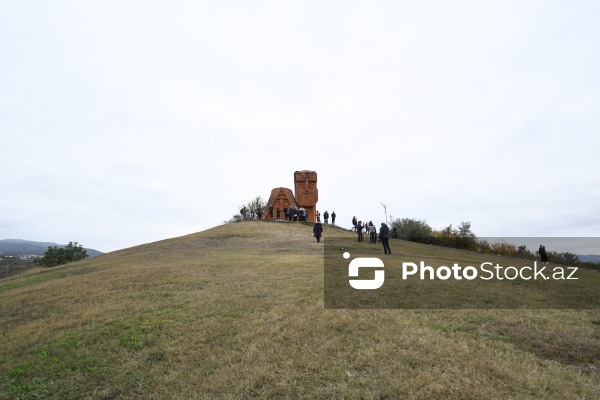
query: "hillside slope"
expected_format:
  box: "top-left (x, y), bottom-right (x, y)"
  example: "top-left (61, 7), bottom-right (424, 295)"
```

top-left (1, 221), bottom-right (599, 399)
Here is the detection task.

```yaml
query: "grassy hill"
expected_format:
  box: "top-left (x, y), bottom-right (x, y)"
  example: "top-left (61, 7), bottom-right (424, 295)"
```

top-left (1, 221), bottom-right (599, 399)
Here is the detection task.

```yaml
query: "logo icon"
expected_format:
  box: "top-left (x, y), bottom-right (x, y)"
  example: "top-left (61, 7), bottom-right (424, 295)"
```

top-left (345, 252), bottom-right (385, 290)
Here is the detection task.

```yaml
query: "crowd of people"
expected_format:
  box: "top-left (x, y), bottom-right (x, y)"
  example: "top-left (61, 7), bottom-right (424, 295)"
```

top-left (239, 206), bottom-right (337, 224)
top-left (241, 204), bottom-right (555, 261)
top-left (313, 214), bottom-right (394, 254)
top-left (240, 205), bottom-right (392, 254)
top-left (350, 216), bottom-right (392, 254)
top-left (239, 207), bottom-right (262, 221)
top-left (315, 210), bottom-right (336, 225)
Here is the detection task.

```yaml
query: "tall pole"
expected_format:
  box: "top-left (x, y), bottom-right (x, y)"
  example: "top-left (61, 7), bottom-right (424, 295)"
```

top-left (380, 202), bottom-right (388, 225)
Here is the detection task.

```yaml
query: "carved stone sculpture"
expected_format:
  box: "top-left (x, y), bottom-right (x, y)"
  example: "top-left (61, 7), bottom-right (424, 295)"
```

top-left (294, 170), bottom-right (318, 222)
top-left (263, 187), bottom-right (298, 220)
top-left (263, 170), bottom-right (318, 222)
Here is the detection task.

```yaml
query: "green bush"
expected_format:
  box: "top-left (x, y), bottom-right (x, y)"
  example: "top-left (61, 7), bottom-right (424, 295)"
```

top-left (34, 242), bottom-right (88, 267)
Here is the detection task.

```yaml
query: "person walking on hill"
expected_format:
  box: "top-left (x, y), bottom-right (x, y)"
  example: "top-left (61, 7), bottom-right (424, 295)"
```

top-left (331, 211), bottom-right (336, 225)
top-left (324, 211), bottom-right (329, 225)
top-left (313, 221), bottom-right (323, 243)
top-left (379, 223), bottom-right (391, 254)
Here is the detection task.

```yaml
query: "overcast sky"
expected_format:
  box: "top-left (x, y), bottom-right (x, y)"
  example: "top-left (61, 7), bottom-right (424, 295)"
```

top-left (1, 1), bottom-right (599, 253)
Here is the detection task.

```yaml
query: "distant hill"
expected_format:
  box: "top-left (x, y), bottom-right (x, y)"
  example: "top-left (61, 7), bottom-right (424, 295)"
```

top-left (0, 239), bottom-right (103, 257)
top-left (579, 254), bottom-right (600, 263)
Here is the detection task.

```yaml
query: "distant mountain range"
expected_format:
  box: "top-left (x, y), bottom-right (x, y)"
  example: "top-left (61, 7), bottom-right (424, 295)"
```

top-left (0, 239), bottom-right (104, 257)
top-left (579, 255), bottom-right (600, 263)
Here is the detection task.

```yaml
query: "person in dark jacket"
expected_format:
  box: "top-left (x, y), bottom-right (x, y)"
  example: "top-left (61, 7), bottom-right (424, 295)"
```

top-left (357, 220), bottom-right (364, 242)
top-left (268, 205), bottom-right (273, 220)
top-left (331, 211), bottom-right (336, 225)
top-left (276, 208), bottom-right (281, 220)
top-left (539, 245), bottom-right (549, 263)
top-left (324, 211), bottom-right (329, 224)
top-left (379, 223), bottom-right (391, 254)
top-left (313, 222), bottom-right (323, 243)
top-left (352, 216), bottom-right (357, 231)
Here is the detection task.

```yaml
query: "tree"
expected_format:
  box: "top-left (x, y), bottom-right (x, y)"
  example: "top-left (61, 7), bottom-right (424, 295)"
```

top-left (390, 218), bottom-right (434, 243)
top-left (245, 196), bottom-right (266, 217)
top-left (456, 221), bottom-right (477, 250)
top-left (34, 242), bottom-right (88, 267)
top-left (224, 195), bottom-right (267, 223)
top-left (435, 224), bottom-right (457, 248)
top-left (516, 245), bottom-right (534, 259)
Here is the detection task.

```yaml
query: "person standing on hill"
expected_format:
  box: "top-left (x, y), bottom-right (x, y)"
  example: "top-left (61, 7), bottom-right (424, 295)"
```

top-left (313, 221), bottom-right (323, 243)
top-left (331, 211), bottom-right (336, 225)
top-left (276, 208), bottom-right (281, 220)
top-left (357, 220), bottom-right (364, 242)
top-left (379, 223), bottom-right (391, 254)
top-left (369, 223), bottom-right (377, 244)
top-left (268, 205), bottom-right (273, 220)
top-left (316, 210), bottom-right (321, 223)
top-left (352, 216), bottom-right (357, 231)
top-left (539, 245), bottom-right (549, 263)
top-left (324, 211), bottom-right (329, 224)
top-left (298, 207), bottom-right (306, 221)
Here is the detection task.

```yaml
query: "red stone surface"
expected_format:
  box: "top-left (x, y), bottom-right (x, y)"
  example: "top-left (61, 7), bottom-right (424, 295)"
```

top-left (263, 170), bottom-right (319, 222)
top-left (294, 170), bottom-right (318, 222)
top-left (262, 187), bottom-right (298, 220)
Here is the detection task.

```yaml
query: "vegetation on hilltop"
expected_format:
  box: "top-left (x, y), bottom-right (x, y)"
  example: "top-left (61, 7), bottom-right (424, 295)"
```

top-left (34, 242), bottom-right (89, 268)
top-left (224, 195), bottom-right (266, 223)
top-left (390, 217), bottom-right (600, 269)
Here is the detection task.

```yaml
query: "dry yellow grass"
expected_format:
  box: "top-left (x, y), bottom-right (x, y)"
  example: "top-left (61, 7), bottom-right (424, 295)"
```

top-left (1, 221), bottom-right (599, 399)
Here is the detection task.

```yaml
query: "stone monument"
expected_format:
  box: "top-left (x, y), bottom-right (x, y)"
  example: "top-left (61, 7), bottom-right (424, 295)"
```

top-left (294, 170), bottom-right (318, 223)
top-left (262, 170), bottom-right (318, 222)
top-left (264, 187), bottom-right (298, 220)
